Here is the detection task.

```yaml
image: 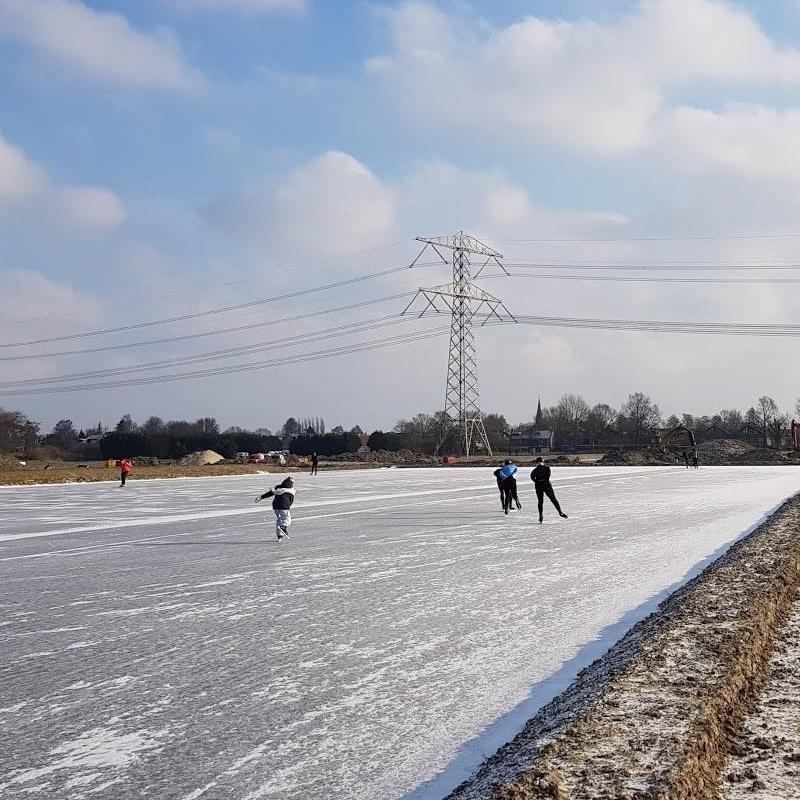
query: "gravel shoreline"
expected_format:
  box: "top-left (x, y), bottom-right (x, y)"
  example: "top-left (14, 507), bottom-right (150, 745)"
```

top-left (445, 493), bottom-right (800, 800)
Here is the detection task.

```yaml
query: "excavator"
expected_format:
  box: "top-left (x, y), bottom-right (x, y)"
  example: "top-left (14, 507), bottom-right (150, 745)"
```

top-left (659, 424), bottom-right (697, 463)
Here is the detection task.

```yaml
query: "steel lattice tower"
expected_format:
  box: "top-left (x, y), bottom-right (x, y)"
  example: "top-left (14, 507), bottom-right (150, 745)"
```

top-left (403, 231), bottom-right (516, 456)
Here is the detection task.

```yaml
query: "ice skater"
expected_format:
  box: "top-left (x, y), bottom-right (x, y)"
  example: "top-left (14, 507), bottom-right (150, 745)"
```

top-left (119, 457), bottom-right (132, 487)
top-left (499, 460), bottom-right (522, 515)
top-left (530, 457), bottom-right (567, 523)
top-left (255, 476), bottom-right (296, 541)
top-left (310, 452), bottom-right (319, 476)
top-left (493, 465), bottom-right (506, 510)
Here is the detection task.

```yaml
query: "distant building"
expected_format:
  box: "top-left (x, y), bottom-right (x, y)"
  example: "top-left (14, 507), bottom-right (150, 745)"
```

top-left (510, 400), bottom-right (553, 453)
top-left (695, 423), bottom-right (731, 443)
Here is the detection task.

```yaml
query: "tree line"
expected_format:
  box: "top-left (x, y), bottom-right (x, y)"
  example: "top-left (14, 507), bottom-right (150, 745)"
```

top-left (1, 394), bottom-right (799, 459)
top-left (535, 393), bottom-right (800, 451)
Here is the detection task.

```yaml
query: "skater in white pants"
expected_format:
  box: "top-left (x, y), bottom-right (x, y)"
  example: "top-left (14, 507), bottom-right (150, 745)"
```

top-left (255, 477), bottom-right (296, 540)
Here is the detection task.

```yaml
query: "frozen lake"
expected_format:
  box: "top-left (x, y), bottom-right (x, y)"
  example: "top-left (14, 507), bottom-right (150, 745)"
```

top-left (2, 465), bottom-right (800, 800)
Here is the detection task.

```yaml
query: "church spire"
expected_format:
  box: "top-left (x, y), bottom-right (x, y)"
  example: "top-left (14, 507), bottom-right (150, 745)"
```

top-left (534, 398), bottom-right (543, 428)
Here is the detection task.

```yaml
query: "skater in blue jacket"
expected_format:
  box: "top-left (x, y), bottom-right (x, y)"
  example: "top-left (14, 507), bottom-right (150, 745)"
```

top-left (498, 460), bottom-right (521, 515)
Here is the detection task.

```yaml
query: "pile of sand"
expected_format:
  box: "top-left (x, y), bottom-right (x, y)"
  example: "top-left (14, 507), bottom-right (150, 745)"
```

top-left (599, 447), bottom-right (673, 465)
top-left (697, 439), bottom-right (755, 464)
top-left (179, 450), bottom-right (225, 466)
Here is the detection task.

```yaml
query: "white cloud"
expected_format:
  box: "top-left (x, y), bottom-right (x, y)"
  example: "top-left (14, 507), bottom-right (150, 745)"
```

top-left (0, 132), bottom-right (48, 203)
top-left (660, 104), bottom-right (800, 179)
top-left (0, 131), bottom-right (126, 228)
top-left (271, 152), bottom-right (396, 257)
top-left (172, 0), bottom-right (305, 11)
top-left (370, 0), bottom-right (800, 158)
top-left (206, 151), bottom-right (396, 259)
top-left (0, 0), bottom-right (203, 92)
top-left (58, 186), bottom-right (126, 230)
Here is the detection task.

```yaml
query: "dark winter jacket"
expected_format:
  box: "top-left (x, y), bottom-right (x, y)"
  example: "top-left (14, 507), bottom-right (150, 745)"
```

top-left (260, 479), bottom-right (296, 510)
top-left (530, 464), bottom-right (552, 485)
top-left (493, 468), bottom-right (504, 488)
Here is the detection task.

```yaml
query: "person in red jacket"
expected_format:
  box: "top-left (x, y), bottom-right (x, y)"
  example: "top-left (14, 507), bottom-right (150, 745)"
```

top-left (119, 458), bottom-right (132, 487)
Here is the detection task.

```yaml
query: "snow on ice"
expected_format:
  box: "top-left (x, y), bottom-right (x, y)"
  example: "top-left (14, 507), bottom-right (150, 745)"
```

top-left (1, 466), bottom-right (799, 799)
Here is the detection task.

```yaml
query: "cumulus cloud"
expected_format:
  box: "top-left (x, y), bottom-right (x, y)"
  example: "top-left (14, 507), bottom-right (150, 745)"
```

top-left (659, 104), bottom-right (800, 179)
top-left (0, 131), bottom-right (126, 228)
top-left (58, 186), bottom-right (126, 230)
top-left (0, 0), bottom-right (203, 92)
top-left (369, 0), bottom-right (800, 159)
top-left (206, 151), bottom-right (396, 259)
top-left (0, 132), bottom-right (48, 203)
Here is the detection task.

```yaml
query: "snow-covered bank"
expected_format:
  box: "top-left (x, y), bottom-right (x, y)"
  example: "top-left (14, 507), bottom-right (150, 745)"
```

top-left (446, 494), bottom-right (800, 800)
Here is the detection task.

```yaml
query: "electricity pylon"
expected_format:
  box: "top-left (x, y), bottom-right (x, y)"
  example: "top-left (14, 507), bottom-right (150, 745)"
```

top-left (403, 231), bottom-right (516, 456)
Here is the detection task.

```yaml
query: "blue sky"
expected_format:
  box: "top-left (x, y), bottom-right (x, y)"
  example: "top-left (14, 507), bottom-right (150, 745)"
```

top-left (2, 0), bottom-right (800, 433)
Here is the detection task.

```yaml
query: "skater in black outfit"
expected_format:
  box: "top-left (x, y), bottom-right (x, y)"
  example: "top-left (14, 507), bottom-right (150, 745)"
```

top-left (255, 476), bottom-right (296, 541)
top-left (310, 452), bottom-right (319, 476)
top-left (530, 457), bottom-right (567, 523)
top-left (493, 466), bottom-right (506, 510)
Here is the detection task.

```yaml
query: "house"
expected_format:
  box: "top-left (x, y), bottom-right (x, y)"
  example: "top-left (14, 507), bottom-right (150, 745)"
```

top-left (695, 423), bottom-right (731, 443)
top-left (509, 424), bottom-right (553, 454)
top-left (738, 424), bottom-right (766, 447)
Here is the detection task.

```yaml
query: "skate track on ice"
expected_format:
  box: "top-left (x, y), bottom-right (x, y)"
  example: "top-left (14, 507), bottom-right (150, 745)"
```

top-left (1, 466), bottom-right (799, 799)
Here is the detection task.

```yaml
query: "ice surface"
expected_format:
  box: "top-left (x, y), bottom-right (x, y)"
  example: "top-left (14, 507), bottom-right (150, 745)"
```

top-left (1, 466), bottom-right (799, 799)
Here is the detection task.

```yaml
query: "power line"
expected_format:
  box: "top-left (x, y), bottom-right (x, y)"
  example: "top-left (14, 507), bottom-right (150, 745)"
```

top-left (478, 273), bottom-right (800, 284)
top-left (0, 292), bottom-right (411, 362)
top-left (487, 232), bottom-right (800, 243)
top-left (480, 315), bottom-right (800, 336)
top-left (2, 314), bottom-right (413, 387)
top-left (0, 326), bottom-right (450, 395)
top-left (0, 263), bottom-right (439, 350)
top-left (500, 261), bottom-right (800, 271)
top-left (6, 240), bottom-right (414, 326)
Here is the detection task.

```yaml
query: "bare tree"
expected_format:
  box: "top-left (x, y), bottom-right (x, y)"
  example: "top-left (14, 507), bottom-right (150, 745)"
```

top-left (585, 403), bottom-right (617, 445)
top-left (621, 392), bottom-right (661, 450)
top-left (768, 414), bottom-right (789, 450)
top-left (756, 396), bottom-right (779, 448)
top-left (0, 408), bottom-right (33, 453)
top-left (50, 419), bottom-right (78, 449)
top-left (719, 408), bottom-right (743, 432)
top-left (482, 413), bottom-right (509, 452)
top-left (141, 416), bottom-right (165, 434)
top-left (556, 394), bottom-right (590, 438)
top-left (196, 417), bottom-right (219, 435)
top-left (115, 414), bottom-right (137, 433)
top-left (795, 398), bottom-right (800, 418)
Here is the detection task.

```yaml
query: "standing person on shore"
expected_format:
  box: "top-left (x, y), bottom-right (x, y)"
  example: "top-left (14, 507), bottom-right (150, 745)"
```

top-left (691, 448), bottom-right (699, 468)
top-left (310, 452), bottom-right (319, 476)
top-left (683, 450), bottom-right (690, 468)
top-left (119, 457), bottom-right (132, 488)
top-left (255, 477), bottom-right (296, 541)
top-left (530, 457), bottom-right (567, 523)
top-left (499, 460), bottom-right (522, 515)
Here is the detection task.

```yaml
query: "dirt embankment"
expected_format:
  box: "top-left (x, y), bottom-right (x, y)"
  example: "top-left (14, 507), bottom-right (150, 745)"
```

top-left (0, 463), bottom-right (285, 486)
top-left (446, 495), bottom-right (800, 800)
